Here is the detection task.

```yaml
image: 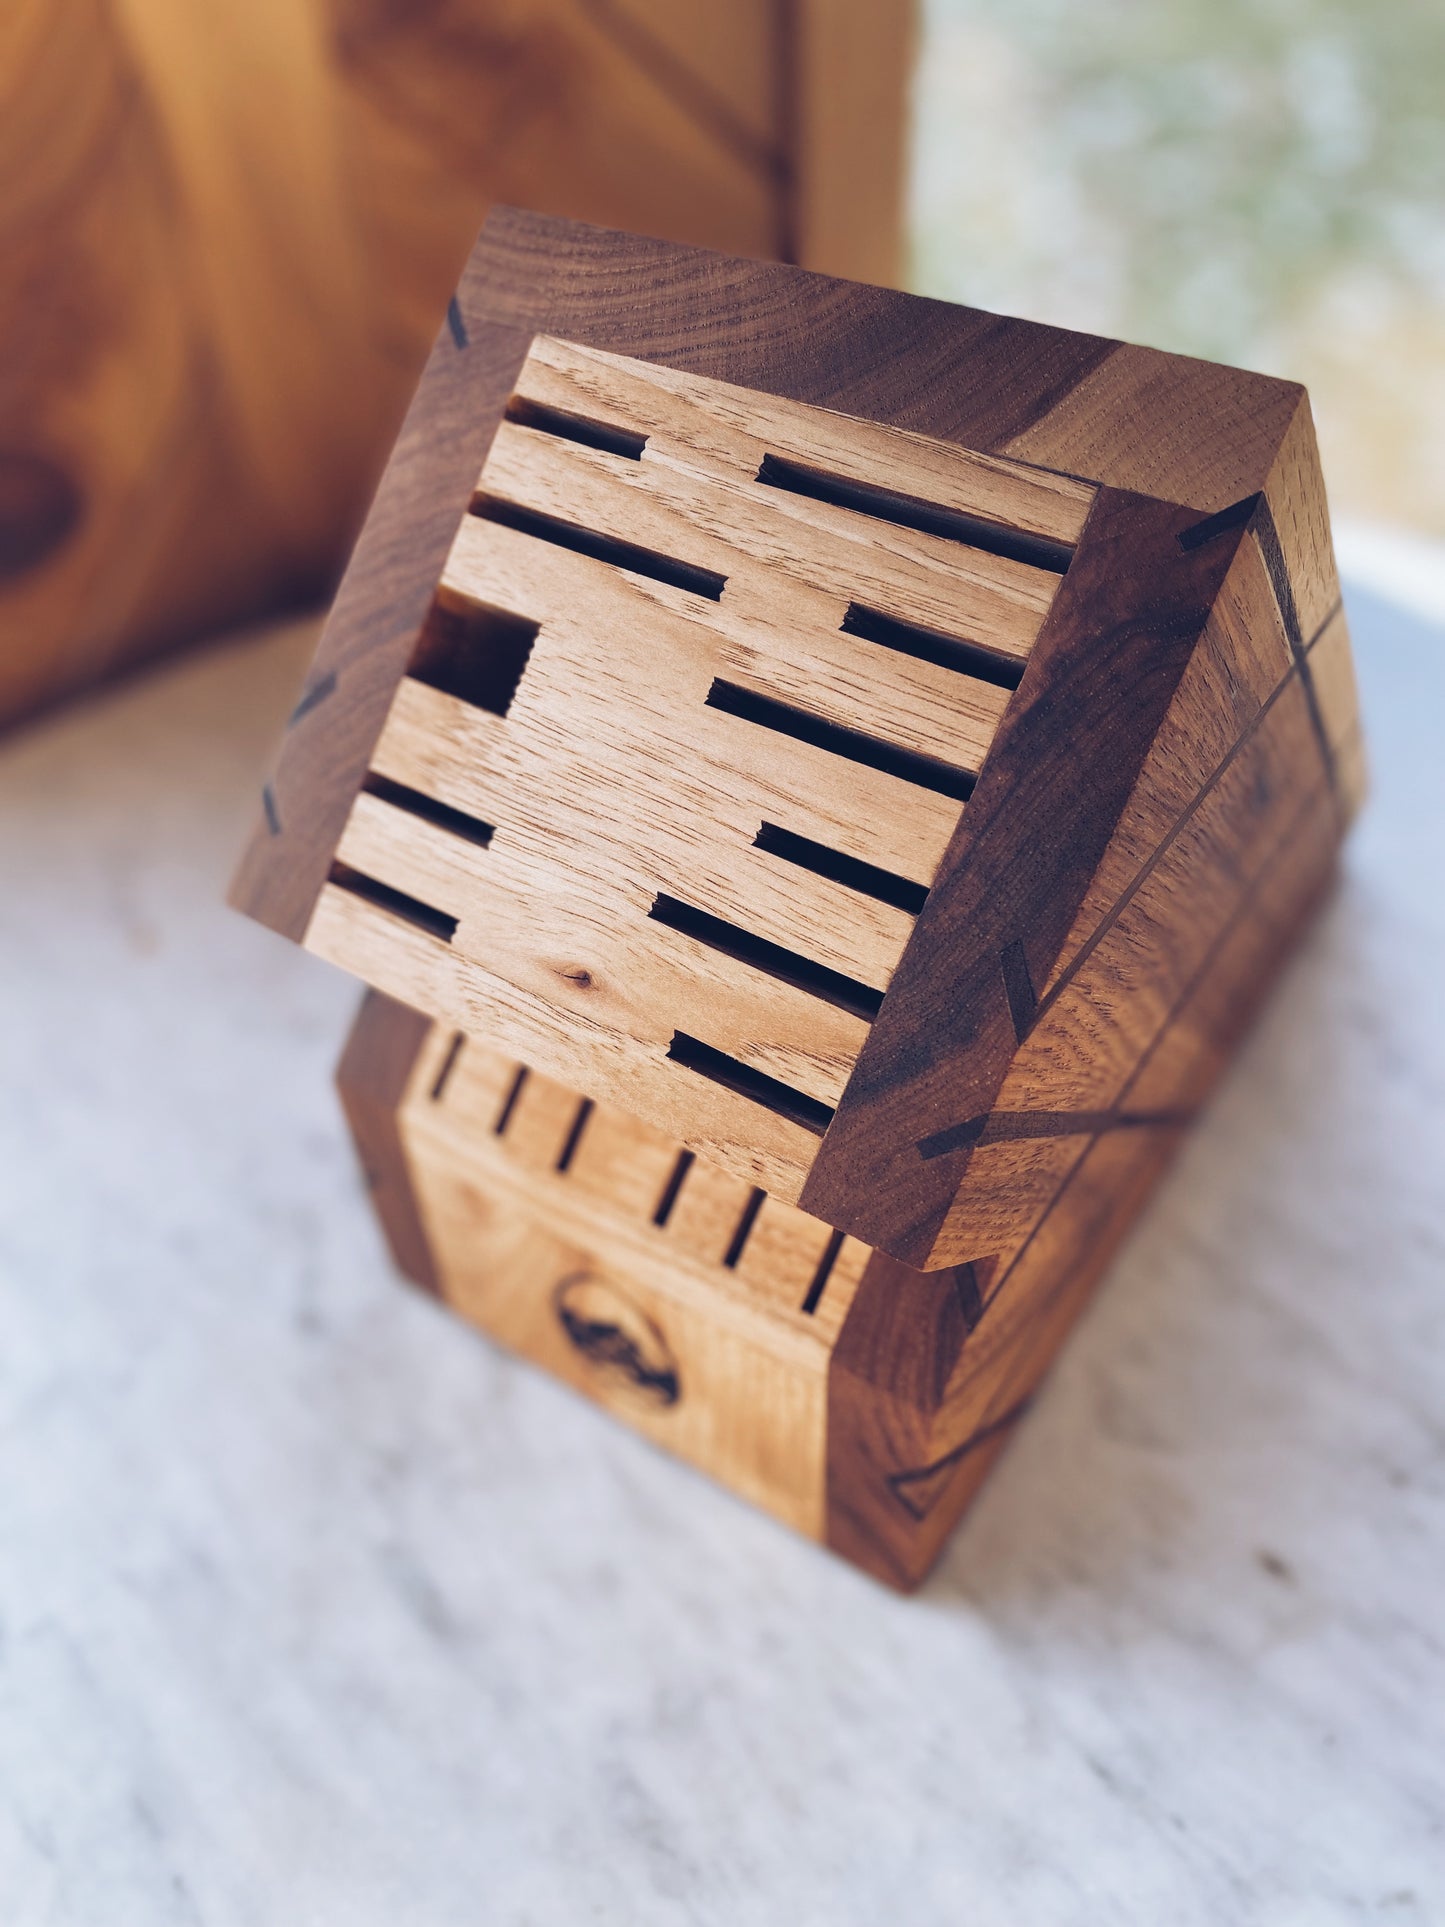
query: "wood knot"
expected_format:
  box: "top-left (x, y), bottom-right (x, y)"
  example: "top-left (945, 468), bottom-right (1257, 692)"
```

top-left (0, 450), bottom-right (83, 580)
top-left (558, 964), bottom-right (593, 988)
top-left (553, 1273), bottom-right (680, 1407)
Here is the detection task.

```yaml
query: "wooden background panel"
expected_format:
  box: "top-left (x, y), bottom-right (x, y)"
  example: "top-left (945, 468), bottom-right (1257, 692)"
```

top-left (0, 0), bottom-right (914, 727)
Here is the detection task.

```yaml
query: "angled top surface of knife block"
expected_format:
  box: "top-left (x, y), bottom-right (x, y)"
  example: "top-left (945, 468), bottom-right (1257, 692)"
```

top-left (233, 207), bottom-right (1363, 1272)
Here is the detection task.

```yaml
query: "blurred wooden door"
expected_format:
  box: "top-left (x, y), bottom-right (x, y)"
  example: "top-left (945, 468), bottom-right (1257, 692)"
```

top-left (0, 0), bottom-right (914, 724)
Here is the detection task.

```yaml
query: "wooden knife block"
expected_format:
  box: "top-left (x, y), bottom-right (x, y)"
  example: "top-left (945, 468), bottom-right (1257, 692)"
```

top-left (236, 209), bottom-right (1364, 1587)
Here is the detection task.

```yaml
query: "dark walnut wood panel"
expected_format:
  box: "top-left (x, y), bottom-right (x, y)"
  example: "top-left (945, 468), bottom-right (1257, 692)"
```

top-left (229, 323), bottom-right (534, 940)
top-left (824, 778), bottom-right (1340, 1588)
top-left (798, 488), bottom-right (1253, 1262)
top-left (334, 990), bottom-right (440, 1295)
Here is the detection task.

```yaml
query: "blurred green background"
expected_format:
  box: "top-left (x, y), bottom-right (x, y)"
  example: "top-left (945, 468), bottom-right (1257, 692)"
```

top-left (913, 0), bottom-right (1445, 538)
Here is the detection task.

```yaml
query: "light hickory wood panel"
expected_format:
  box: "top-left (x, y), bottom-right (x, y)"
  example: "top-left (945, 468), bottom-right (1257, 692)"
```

top-left (312, 850), bottom-right (872, 1108)
top-left (308, 885), bottom-right (832, 1200)
top-left (307, 340), bottom-right (1076, 1204)
top-left (463, 451), bottom-right (1017, 770)
top-left (516, 335), bottom-right (1095, 551)
top-left (490, 1062), bottom-right (584, 1172)
top-left (734, 1197), bottom-right (837, 1311)
top-left (370, 656), bottom-right (963, 893)
top-left (432, 509), bottom-right (973, 896)
top-left (480, 418), bottom-right (1060, 661)
top-left (557, 1102), bottom-right (681, 1222)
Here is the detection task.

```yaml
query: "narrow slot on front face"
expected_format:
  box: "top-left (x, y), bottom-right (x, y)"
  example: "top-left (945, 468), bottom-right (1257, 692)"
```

top-left (652, 1148), bottom-right (695, 1227)
top-left (493, 1064), bottom-right (528, 1136)
top-left (406, 592), bottom-right (538, 716)
top-left (504, 394), bottom-right (647, 460)
top-left (840, 602), bottom-right (1026, 691)
top-left (801, 1227), bottom-right (846, 1314)
top-left (706, 680), bottom-right (975, 800)
top-left (754, 452), bottom-right (1074, 574)
top-left (362, 772), bottom-right (494, 847)
top-left (326, 862), bottom-right (457, 943)
top-left (649, 893), bottom-right (883, 1021)
top-left (472, 495), bottom-right (727, 601)
top-left (753, 823), bottom-right (929, 916)
top-left (429, 1032), bottom-right (466, 1101)
top-left (722, 1188), bottom-right (767, 1269)
top-left (555, 1097), bottom-right (594, 1173)
top-left (666, 1033), bottom-right (836, 1136)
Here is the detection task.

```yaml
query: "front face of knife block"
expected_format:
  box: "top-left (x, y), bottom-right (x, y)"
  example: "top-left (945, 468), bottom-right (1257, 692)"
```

top-left (305, 335), bottom-right (1091, 1238)
top-left (343, 1003), bottom-right (873, 1541)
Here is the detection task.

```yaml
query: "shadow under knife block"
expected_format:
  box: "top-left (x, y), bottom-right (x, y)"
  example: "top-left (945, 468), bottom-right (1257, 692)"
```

top-left (235, 208), bottom-right (1364, 1588)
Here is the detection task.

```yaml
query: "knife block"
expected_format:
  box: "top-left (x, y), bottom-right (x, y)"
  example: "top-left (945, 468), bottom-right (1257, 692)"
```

top-left (237, 209), bottom-right (1364, 1586)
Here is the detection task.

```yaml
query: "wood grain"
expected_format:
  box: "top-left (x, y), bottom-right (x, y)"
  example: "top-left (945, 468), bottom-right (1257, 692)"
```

top-left (303, 338), bottom-right (1069, 1201)
top-left (228, 211), bottom-right (1127, 944)
top-left (334, 990), bottom-right (441, 1294)
top-left (340, 1007), bottom-right (872, 1537)
top-left (255, 200), bottom-right (1361, 1588)
top-left (799, 489), bottom-right (1252, 1262)
top-left (1, 1), bottom-right (915, 726)
top-left (236, 210), bottom-right (1358, 1273)
top-left (339, 674), bottom-right (1343, 1601)
top-left (825, 771), bottom-right (1342, 1588)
